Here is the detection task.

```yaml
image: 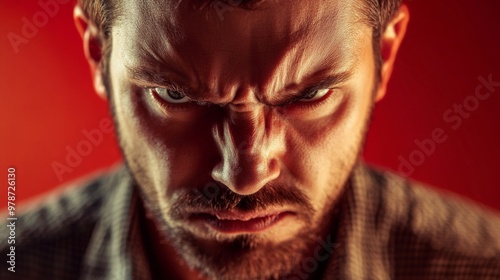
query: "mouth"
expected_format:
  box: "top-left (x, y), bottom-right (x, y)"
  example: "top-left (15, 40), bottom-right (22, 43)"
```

top-left (187, 210), bottom-right (294, 234)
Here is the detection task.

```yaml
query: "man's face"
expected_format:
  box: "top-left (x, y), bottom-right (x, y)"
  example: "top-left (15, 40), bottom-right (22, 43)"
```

top-left (108, 0), bottom-right (376, 278)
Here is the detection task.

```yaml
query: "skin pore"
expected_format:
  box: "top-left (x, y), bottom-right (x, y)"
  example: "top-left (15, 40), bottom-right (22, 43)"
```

top-left (75, 0), bottom-right (409, 279)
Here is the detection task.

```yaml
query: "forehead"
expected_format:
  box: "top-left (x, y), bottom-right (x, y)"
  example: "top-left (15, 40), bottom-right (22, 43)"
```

top-left (115, 0), bottom-right (370, 97)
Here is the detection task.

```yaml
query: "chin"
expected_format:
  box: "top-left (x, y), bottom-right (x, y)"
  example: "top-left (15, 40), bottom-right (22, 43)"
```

top-left (165, 222), bottom-right (319, 280)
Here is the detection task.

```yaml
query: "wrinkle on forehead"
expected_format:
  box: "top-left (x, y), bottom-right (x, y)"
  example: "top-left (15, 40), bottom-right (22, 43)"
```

top-left (118, 0), bottom-right (185, 69)
top-left (118, 0), bottom-right (368, 102)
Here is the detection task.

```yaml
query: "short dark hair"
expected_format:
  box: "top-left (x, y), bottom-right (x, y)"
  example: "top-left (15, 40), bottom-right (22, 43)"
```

top-left (78, 0), bottom-right (403, 86)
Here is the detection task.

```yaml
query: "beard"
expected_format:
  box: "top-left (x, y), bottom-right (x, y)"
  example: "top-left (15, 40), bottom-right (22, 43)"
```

top-left (161, 188), bottom-right (317, 280)
top-left (129, 169), bottom-right (349, 280)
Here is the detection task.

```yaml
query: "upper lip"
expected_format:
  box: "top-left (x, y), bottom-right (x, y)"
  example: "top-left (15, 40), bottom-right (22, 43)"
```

top-left (187, 209), bottom-right (293, 221)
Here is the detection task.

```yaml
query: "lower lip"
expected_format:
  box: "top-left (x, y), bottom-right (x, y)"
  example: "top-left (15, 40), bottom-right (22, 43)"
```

top-left (191, 212), bottom-right (291, 234)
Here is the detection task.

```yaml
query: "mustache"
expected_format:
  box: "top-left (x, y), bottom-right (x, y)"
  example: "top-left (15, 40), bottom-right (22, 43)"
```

top-left (170, 182), bottom-right (314, 218)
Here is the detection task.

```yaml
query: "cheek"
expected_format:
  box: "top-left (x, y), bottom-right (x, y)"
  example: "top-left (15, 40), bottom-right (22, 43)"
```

top-left (282, 99), bottom-right (352, 189)
top-left (280, 101), bottom-right (364, 215)
top-left (110, 71), bottom-right (217, 199)
top-left (282, 71), bottom-right (375, 212)
top-left (111, 80), bottom-right (169, 197)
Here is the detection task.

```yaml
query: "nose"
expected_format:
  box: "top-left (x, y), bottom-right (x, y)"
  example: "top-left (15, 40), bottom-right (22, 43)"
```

top-left (211, 107), bottom-right (282, 195)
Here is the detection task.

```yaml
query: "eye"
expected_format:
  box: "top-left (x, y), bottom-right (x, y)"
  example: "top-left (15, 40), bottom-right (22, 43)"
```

top-left (298, 89), bottom-right (331, 102)
top-left (150, 87), bottom-right (191, 104)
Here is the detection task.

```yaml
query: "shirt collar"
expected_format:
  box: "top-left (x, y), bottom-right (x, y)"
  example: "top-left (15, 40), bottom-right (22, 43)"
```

top-left (82, 166), bottom-right (152, 280)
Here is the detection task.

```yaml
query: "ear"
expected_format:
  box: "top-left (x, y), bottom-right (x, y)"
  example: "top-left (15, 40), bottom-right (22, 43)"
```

top-left (374, 4), bottom-right (410, 102)
top-left (74, 5), bottom-right (107, 99)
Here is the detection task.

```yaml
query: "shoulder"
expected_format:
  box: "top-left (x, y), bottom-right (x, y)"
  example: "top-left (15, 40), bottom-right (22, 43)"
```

top-left (0, 165), bottom-right (127, 279)
top-left (360, 163), bottom-right (500, 277)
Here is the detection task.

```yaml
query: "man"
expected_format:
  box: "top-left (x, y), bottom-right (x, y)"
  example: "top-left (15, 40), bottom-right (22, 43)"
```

top-left (1, 0), bottom-right (500, 279)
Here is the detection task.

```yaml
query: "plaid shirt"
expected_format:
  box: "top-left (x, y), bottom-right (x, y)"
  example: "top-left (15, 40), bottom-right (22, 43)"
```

top-left (1, 162), bottom-right (500, 280)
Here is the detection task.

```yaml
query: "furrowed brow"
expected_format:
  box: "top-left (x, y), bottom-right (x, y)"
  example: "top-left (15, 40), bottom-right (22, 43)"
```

top-left (126, 64), bottom-right (186, 88)
top-left (273, 71), bottom-right (352, 106)
top-left (125, 45), bottom-right (190, 87)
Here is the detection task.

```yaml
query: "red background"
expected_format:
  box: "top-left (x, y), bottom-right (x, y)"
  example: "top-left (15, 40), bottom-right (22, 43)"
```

top-left (1, 1), bottom-right (499, 210)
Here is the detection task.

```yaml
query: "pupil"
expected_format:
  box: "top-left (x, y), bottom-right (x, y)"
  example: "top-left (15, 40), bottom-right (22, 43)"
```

top-left (303, 91), bottom-right (317, 99)
top-left (168, 90), bottom-right (184, 100)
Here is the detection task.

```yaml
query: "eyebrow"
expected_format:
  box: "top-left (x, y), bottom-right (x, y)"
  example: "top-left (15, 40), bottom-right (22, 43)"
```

top-left (271, 70), bottom-right (352, 106)
top-left (127, 61), bottom-right (352, 106)
top-left (126, 64), bottom-right (189, 90)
